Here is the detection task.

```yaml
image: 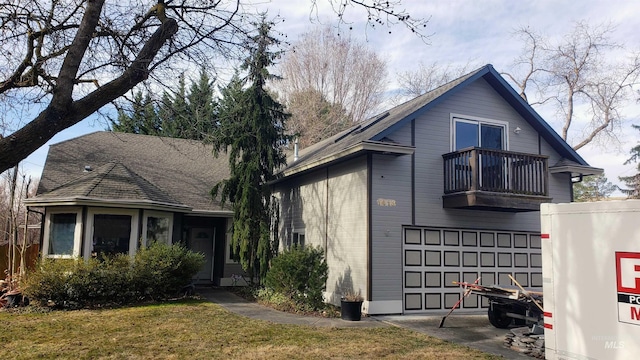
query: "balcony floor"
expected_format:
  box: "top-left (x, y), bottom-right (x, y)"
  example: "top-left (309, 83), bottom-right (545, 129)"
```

top-left (442, 191), bottom-right (552, 212)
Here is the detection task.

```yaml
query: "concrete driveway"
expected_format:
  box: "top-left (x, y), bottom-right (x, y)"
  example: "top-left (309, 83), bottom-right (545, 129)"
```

top-left (375, 314), bottom-right (531, 359)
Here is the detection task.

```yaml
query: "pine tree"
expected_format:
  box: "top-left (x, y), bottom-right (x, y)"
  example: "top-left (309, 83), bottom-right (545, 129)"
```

top-left (160, 74), bottom-right (191, 138)
top-left (619, 125), bottom-right (640, 198)
top-left (111, 91), bottom-right (160, 135)
top-left (186, 68), bottom-right (217, 140)
top-left (211, 20), bottom-right (292, 283)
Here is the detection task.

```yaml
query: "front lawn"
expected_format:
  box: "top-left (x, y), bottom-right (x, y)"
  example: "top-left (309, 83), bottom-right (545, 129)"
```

top-left (0, 300), bottom-right (498, 359)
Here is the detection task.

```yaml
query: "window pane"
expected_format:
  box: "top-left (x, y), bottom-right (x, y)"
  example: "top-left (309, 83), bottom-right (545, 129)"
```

top-left (146, 216), bottom-right (170, 244)
top-left (299, 234), bottom-right (305, 247)
top-left (93, 214), bottom-right (131, 257)
top-left (49, 213), bottom-right (76, 255)
top-left (480, 124), bottom-right (503, 150)
top-left (455, 121), bottom-right (478, 150)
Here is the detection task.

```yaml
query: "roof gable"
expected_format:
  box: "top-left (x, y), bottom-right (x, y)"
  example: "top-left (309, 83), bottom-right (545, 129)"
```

top-left (283, 64), bottom-right (590, 176)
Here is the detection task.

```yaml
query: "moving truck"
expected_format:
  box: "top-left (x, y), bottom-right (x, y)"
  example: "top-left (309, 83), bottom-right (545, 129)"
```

top-left (540, 201), bottom-right (640, 360)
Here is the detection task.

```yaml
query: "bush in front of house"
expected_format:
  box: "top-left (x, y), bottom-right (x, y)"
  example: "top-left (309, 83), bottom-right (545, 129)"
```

top-left (132, 242), bottom-right (205, 299)
top-left (22, 242), bottom-right (204, 309)
top-left (263, 245), bottom-right (328, 311)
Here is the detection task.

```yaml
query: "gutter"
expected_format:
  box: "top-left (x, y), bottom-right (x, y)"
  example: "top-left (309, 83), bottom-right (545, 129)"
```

top-left (276, 141), bottom-right (414, 181)
top-left (24, 197), bottom-right (192, 212)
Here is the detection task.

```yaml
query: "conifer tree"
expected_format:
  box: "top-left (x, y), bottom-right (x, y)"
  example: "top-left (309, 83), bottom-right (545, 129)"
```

top-left (212, 20), bottom-right (291, 283)
top-left (111, 91), bottom-right (160, 135)
top-left (114, 70), bottom-right (217, 140)
top-left (186, 68), bottom-right (217, 140)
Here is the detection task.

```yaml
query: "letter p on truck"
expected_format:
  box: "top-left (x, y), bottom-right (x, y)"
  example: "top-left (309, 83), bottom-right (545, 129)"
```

top-left (541, 201), bottom-right (640, 360)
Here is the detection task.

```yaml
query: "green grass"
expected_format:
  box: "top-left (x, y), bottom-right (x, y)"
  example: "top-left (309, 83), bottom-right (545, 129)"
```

top-left (0, 300), bottom-right (499, 359)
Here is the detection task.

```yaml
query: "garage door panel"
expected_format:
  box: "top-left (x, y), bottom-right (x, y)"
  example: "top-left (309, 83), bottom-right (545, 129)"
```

top-left (402, 227), bottom-right (542, 314)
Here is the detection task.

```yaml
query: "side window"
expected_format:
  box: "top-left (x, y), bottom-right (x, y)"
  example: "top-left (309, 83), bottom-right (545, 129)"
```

top-left (292, 231), bottom-right (305, 248)
top-left (142, 211), bottom-right (173, 247)
top-left (48, 213), bottom-right (78, 257)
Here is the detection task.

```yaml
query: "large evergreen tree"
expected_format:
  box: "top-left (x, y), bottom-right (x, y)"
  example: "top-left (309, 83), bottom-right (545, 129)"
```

top-left (113, 70), bottom-right (217, 140)
top-left (211, 20), bottom-right (292, 283)
top-left (186, 68), bottom-right (217, 141)
top-left (111, 91), bottom-right (161, 135)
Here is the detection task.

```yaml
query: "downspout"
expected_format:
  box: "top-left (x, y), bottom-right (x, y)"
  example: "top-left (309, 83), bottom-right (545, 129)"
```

top-left (27, 207), bottom-right (45, 259)
top-left (324, 167), bottom-right (329, 254)
top-left (367, 154), bottom-right (372, 302)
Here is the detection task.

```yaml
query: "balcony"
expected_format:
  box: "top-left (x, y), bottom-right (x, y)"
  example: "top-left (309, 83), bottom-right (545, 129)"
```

top-left (442, 147), bottom-right (551, 212)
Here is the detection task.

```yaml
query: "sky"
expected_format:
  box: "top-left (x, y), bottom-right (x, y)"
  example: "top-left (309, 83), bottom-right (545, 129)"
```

top-left (17, 0), bottom-right (640, 193)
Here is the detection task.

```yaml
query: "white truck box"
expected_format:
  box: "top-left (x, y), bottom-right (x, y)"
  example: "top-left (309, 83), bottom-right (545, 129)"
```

top-left (541, 201), bottom-right (640, 360)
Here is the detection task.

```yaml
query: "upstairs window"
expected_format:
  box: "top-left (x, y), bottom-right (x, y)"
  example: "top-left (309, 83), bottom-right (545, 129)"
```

top-left (453, 116), bottom-right (507, 151)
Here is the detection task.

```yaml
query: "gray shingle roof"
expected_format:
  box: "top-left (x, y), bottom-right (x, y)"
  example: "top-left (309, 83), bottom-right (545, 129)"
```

top-left (33, 132), bottom-right (230, 213)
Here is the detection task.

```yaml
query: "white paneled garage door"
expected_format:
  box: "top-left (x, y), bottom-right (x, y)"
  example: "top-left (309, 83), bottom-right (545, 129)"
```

top-left (402, 227), bottom-right (542, 314)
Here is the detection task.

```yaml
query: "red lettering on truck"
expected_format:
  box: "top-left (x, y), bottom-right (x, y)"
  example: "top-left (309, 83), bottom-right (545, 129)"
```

top-left (616, 252), bottom-right (640, 295)
top-left (632, 306), bottom-right (640, 321)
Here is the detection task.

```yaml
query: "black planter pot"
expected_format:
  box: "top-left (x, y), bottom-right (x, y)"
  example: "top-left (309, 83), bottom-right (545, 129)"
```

top-left (340, 300), bottom-right (363, 321)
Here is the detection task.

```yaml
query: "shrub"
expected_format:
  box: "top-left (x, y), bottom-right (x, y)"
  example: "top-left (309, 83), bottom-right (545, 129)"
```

top-left (263, 246), bottom-right (328, 310)
top-left (132, 242), bottom-right (205, 299)
top-left (22, 242), bottom-right (204, 309)
top-left (21, 258), bottom-right (75, 308)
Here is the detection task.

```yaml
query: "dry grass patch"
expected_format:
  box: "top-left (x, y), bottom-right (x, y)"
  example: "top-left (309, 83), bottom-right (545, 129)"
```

top-left (1, 300), bottom-right (499, 359)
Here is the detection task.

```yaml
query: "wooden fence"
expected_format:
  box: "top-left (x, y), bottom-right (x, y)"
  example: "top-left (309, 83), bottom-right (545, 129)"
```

top-left (0, 244), bottom-right (40, 277)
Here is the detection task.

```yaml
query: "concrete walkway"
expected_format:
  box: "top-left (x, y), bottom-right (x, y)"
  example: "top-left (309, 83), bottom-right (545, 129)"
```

top-left (198, 288), bottom-right (530, 358)
top-left (197, 287), bottom-right (386, 328)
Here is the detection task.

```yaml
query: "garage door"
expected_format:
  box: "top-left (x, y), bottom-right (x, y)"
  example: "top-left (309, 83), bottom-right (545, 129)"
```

top-left (402, 227), bottom-right (542, 314)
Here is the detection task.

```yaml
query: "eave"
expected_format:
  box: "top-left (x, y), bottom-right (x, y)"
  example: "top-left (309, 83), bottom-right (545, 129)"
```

top-left (279, 140), bottom-right (415, 179)
top-left (549, 164), bottom-right (603, 177)
top-left (24, 197), bottom-right (192, 212)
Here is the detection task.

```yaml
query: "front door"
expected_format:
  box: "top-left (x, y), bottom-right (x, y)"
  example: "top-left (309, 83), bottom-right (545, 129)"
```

top-left (190, 227), bottom-right (215, 283)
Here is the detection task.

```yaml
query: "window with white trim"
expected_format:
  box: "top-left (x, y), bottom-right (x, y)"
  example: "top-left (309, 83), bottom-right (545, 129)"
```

top-left (286, 230), bottom-right (305, 248)
top-left (43, 208), bottom-right (82, 258)
top-left (141, 210), bottom-right (173, 247)
top-left (84, 208), bottom-right (138, 259)
top-left (452, 115), bottom-right (508, 151)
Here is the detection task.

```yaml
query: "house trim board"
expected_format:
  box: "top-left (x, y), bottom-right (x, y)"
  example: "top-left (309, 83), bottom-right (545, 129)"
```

top-left (25, 197), bottom-right (191, 212)
top-left (363, 300), bottom-right (403, 315)
top-left (367, 153), bottom-right (373, 302)
top-left (281, 141), bottom-right (415, 178)
top-left (411, 119), bottom-right (415, 225)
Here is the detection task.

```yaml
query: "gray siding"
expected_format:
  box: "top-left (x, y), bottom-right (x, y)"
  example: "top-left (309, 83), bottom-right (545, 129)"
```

top-left (370, 154), bottom-right (412, 301)
top-left (276, 170), bottom-right (328, 249)
top-left (325, 157), bottom-right (368, 302)
top-left (275, 157), bottom-right (369, 304)
top-left (398, 78), bottom-right (570, 232)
